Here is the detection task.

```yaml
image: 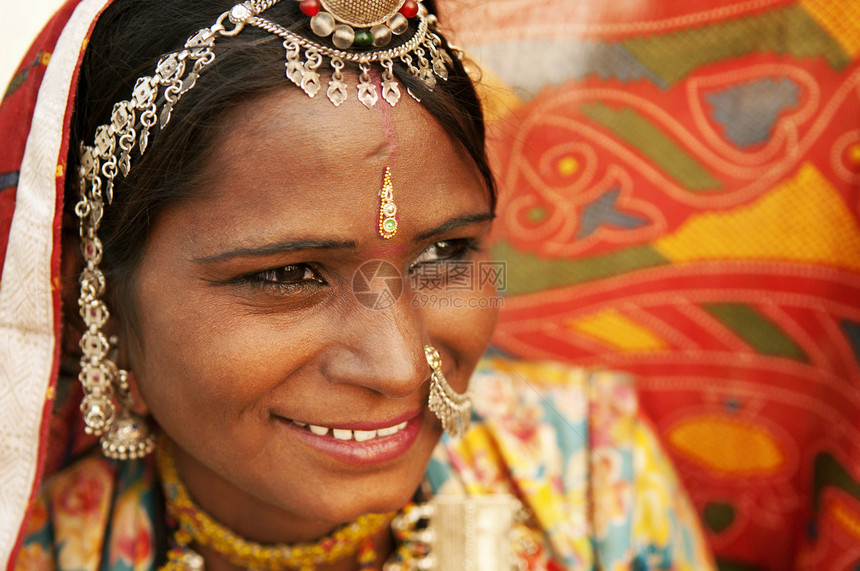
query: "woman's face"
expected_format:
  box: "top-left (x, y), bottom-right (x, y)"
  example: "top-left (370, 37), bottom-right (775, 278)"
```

top-left (126, 87), bottom-right (498, 541)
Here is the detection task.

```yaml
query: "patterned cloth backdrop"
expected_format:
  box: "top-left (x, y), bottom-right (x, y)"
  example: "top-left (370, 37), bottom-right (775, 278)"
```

top-left (437, 0), bottom-right (860, 569)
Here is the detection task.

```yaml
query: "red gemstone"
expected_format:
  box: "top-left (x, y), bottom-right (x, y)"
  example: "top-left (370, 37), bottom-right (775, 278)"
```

top-left (400, 0), bottom-right (419, 18)
top-left (299, 0), bottom-right (321, 17)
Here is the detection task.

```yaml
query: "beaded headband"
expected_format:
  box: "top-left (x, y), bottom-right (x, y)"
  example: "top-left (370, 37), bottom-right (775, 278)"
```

top-left (74, 0), bottom-right (457, 458)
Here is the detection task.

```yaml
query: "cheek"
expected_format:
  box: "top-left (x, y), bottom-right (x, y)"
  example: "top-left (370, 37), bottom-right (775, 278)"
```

top-left (127, 272), bottom-right (311, 431)
top-left (420, 280), bottom-right (499, 391)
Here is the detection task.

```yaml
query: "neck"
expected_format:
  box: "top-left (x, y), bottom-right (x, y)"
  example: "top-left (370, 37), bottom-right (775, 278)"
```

top-left (172, 443), bottom-right (343, 543)
top-left (158, 438), bottom-right (400, 570)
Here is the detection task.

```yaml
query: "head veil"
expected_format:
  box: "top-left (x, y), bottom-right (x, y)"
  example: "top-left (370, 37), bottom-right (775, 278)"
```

top-left (0, 0), bottom-right (115, 565)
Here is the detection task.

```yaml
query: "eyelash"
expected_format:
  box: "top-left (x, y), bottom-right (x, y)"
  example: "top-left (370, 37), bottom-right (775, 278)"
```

top-left (241, 238), bottom-right (481, 294)
top-left (409, 238), bottom-right (481, 270)
top-left (245, 264), bottom-right (325, 294)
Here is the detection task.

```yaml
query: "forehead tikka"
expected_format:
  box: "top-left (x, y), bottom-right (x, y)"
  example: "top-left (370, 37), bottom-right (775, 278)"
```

top-left (378, 166), bottom-right (398, 239)
top-left (236, 0), bottom-right (452, 107)
top-left (74, 0), bottom-right (457, 458)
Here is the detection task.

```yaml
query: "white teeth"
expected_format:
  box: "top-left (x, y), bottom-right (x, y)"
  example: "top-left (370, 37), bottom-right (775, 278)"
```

top-left (353, 429), bottom-right (377, 442)
top-left (301, 420), bottom-right (408, 440)
top-left (308, 424), bottom-right (329, 436)
top-left (332, 429), bottom-right (352, 440)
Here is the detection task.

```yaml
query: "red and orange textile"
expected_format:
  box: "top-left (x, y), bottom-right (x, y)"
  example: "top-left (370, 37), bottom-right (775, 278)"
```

top-left (436, 0), bottom-right (860, 569)
top-left (0, 0), bottom-right (111, 565)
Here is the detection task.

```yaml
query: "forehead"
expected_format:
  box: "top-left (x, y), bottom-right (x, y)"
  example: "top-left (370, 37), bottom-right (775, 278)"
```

top-left (174, 85), bottom-right (488, 245)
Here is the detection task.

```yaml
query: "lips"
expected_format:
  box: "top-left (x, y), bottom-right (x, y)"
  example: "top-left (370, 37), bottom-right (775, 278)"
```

top-left (275, 410), bottom-right (425, 465)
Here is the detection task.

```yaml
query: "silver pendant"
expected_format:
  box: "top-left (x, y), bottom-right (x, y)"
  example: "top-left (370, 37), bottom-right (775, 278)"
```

top-left (105, 179), bottom-right (114, 205)
top-left (381, 59), bottom-right (400, 106)
top-left (431, 32), bottom-right (455, 69)
top-left (178, 69), bottom-right (199, 96)
top-left (138, 129), bottom-right (150, 156)
top-left (415, 47), bottom-right (436, 89)
top-left (139, 112), bottom-right (156, 156)
top-left (426, 40), bottom-right (449, 80)
top-left (401, 53), bottom-right (420, 79)
top-left (326, 56), bottom-right (348, 106)
top-left (285, 41), bottom-right (303, 86)
top-left (118, 152), bottom-right (131, 178)
top-left (159, 103), bottom-right (174, 129)
top-left (301, 48), bottom-right (322, 97)
top-left (357, 62), bottom-right (378, 109)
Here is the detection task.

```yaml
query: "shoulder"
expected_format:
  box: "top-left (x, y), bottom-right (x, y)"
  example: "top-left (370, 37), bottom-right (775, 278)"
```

top-left (14, 454), bottom-right (115, 571)
top-left (438, 355), bottom-right (634, 470)
top-left (431, 357), bottom-right (715, 569)
top-left (13, 452), bottom-right (159, 571)
top-left (469, 356), bottom-right (635, 438)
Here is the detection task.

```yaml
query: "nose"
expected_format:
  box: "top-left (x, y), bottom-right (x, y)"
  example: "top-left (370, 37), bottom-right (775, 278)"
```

top-left (320, 296), bottom-right (428, 399)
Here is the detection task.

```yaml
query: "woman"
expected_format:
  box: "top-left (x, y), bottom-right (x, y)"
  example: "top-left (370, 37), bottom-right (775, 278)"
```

top-left (0, 0), bottom-right (714, 569)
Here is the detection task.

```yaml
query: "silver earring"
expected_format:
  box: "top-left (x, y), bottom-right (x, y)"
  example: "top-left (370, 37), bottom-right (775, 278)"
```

top-left (100, 369), bottom-right (155, 460)
top-left (77, 147), bottom-right (155, 460)
top-left (424, 345), bottom-right (472, 437)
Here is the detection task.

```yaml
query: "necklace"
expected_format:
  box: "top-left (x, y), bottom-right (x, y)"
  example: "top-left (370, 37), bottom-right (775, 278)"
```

top-left (156, 438), bottom-right (534, 570)
top-left (156, 439), bottom-right (393, 571)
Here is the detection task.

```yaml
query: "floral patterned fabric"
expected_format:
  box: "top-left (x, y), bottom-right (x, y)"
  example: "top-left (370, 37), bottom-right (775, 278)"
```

top-left (14, 358), bottom-right (713, 570)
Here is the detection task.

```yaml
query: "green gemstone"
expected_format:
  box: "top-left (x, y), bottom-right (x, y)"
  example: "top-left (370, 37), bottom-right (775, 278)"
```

top-left (383, 218), bottom-right (397, 232)
top-left (354, 29), bottom-right (373, 47)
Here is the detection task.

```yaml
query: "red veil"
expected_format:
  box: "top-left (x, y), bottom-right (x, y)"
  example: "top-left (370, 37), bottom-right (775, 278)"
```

top-left (0, 0), bottom-right (115, 566)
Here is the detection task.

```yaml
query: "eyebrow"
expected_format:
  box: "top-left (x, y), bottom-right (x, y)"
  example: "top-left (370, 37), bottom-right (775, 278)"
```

top-left (194, 211), bottom-right (495, 263)
top-left (413, 212), bottom-right (495, 242)
top-left (193, 240), bottom-right (358, 263)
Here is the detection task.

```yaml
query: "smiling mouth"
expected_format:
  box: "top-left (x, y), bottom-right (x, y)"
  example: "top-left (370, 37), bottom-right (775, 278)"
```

top-left (289, 420), bottom-right (410, 442)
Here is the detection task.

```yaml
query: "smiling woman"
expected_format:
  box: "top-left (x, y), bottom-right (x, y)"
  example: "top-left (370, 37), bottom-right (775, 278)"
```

top-left (131, 83), bottom-right (496, 541)
top-left (0, 0), bottom-right (713, 570)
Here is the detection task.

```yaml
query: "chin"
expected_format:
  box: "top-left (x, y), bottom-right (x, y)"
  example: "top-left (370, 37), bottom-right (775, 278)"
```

top-left (315, 452), bottom-right (436, 525)
top-left (291, 474), bottom-right (424, 527)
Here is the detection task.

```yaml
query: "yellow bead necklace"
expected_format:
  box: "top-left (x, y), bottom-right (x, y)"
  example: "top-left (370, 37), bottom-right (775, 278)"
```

top-left (156, 438), bottom-right (393, 571)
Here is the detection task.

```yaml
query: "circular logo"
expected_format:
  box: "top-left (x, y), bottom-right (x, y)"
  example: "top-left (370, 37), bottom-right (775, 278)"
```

top-left (352, 259), bottom-right (403, 310)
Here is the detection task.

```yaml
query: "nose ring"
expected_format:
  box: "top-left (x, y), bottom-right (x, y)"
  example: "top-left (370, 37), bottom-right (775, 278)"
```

top-left (424, 345), bottom-right (472, 437)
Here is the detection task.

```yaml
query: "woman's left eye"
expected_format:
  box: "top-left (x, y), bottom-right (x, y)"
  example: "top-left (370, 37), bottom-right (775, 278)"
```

top-left (410, 238), bottom-right (480, 268)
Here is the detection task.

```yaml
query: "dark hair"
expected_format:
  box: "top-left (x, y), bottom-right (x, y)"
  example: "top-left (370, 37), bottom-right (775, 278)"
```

top-left (65, 0), bottom-right (496, 334)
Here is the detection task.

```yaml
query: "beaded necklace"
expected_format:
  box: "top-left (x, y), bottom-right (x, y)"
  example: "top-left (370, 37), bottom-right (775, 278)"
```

top-left (156, 438), bottom-right (536, 570)
top-left (156, 439), bottom-right (393, 571)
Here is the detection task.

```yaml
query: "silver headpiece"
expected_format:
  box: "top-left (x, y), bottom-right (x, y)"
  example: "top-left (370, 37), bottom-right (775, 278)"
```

top-left (75, 0), bottom-right (456, 459)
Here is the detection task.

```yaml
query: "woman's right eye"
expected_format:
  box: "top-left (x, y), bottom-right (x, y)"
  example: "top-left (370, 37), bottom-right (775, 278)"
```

top-left (243, 264), bottom-right (325, 293)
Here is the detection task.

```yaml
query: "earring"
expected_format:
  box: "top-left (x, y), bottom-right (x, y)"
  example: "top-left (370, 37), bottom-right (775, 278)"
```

top-left (424, 345), bottom-right (472, 437)
top-left (78, 285), bottom-right (155, 460)
top-left (77, 148), bottom-right (155, 460)
top-left (100, 369), bottom-right (156, 459)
